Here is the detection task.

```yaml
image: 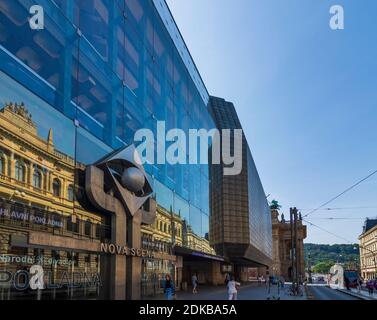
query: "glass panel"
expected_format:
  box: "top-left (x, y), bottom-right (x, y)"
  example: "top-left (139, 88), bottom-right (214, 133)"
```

top-left (189, 205), bottom-right (202, 240)
top-left (0, 0), bottom-right (78, 116)
top-left (173, 194), bottom-right (189, 223)
top-left (154, 179), bottom-right (173, 212)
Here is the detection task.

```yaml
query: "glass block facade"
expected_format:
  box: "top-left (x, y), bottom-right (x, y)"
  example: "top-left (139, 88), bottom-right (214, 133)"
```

top-left (209, 96), bottom-right (272, 267)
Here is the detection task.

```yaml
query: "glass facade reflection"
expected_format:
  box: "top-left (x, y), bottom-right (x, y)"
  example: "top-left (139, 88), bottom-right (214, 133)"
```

top-left (0, 0), bottom-right (219, 299)
top-left (0, 0), bottom-right (215, 248)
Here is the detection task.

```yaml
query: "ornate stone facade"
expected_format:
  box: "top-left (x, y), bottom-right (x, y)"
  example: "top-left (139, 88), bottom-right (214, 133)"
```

top-left (359, 219), bottom-right (377, 280)
top-left (271, 209), bottom-right (307, 281)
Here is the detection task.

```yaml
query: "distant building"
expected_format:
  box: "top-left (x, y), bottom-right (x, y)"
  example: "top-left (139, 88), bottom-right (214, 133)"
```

top-left (271, 209), bottom-right (307, 281)
top-left (359, 219), bottom-right (377, 280)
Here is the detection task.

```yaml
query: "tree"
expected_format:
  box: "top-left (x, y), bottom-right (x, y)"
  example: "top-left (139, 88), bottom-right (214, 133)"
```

top-left (312, 261), bottom-right (334, 274)
top-left (270, 200), bottom-right (281, 210)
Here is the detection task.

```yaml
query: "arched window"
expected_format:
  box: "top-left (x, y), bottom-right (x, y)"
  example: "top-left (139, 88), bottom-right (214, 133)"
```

top-left (53, 179), bottom-right (61, 197)
top-left (15, 160), bottom-right (25, 182)
top-left (67, 185), bottom-right (74, 201)
top-left (0, 156), bottom-right (4, 175)
top-left (33, 170), bottom-right (42, 189)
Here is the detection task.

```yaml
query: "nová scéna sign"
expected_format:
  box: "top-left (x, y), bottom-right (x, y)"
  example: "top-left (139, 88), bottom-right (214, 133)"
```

top-left (100, 243), bottom-right (155, 258)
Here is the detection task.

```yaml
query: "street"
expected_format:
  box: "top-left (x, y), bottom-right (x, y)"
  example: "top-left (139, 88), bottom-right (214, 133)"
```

top-left (309, 285), bottom-right (360, 300)
top-left (153, 283), bottom-right (307, 301)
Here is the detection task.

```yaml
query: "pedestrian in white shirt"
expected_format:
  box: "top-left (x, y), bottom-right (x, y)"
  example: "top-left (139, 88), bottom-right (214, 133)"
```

top-left (227, 275), bottom-right (241, 300)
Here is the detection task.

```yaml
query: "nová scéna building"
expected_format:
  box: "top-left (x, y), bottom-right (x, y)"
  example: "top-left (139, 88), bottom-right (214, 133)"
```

top-left (0, 0), bottom-right (272, 299)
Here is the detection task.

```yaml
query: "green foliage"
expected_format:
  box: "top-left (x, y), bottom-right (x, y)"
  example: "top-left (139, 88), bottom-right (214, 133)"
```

top-left (305, 243), bottom-right (360, 270)
top-left (312, 261), bottom-right (334, 274)
top-left (270, 200), bottom-right (281, 210)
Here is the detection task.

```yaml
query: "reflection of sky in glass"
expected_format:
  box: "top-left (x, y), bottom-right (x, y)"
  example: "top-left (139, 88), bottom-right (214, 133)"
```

top-left (76, 128), bottom-right (112, 165)
top-left (0, 71), bottom-right (75, 157)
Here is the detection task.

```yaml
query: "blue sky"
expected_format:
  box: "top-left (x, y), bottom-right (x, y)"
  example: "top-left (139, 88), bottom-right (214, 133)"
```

top-left (167, 0), bottom-right (377, 244)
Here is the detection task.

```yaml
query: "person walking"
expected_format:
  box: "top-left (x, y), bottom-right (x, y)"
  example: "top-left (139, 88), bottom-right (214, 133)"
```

top-left (227, 275), bottom-right (241, 300)
top-left (357, 277), bottom-right (363, 293)
top-left (344, 276), bottom-right (351, 291)
top-left (267, 276), bottom-right (280, 300)
top-left (192, 273), bottom-right (198, 294)
top-left (366, 279), bottom-right (374, 296)
top-left (163, 274), bottom-right (175, 300)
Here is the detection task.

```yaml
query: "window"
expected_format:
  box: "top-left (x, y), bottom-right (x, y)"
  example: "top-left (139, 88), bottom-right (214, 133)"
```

top-left (84, 219), bottom-right (92, 237)
top-left (0, 156), bottom-right (4, 175)
top-left (66, 216), bottom-right (79, 233)
top-left (15, 160), bottom-right (25, 182)
top-left (33, 170), bottom-right (42, 189)
top-left (53, 179), bottom-right (61, 197)
top-left (67, 185), bottom-right (74, 201)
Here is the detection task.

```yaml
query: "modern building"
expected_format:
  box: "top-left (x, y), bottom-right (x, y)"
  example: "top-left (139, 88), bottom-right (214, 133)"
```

top-left (0, 0), bottom-right (224, 300)
top-left (359, 219), bottom-right (377, 280)
top-left (208, 96), bottom-right (272, 281)
top-left (271, 209), bottom-right (307, 281)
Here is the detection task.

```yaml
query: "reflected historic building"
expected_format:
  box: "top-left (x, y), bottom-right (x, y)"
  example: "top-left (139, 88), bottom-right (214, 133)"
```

top-left (0, 103), bottom-right (104, 300)
top-left (0, 103), bottom-right (218, 299)
top-left (0, 0), bottom-right (271, 299)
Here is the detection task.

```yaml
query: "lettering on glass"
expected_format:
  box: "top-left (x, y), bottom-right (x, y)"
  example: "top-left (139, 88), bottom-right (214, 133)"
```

top-left (329, 5), bottom-right (344, 30)
top-left (29, 5), bottom-right (45, 30)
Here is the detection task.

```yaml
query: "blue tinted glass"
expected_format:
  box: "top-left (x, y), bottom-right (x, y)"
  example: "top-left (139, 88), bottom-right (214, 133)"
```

top-left (0, 70), bottom-right (76, 158)
top-left (189, 205), bottom-right (202, 238)
top-left (201, 212), bottom-right (209, 239)
top-left (0, 0), bottom-right (216, 255)
top-left (155, 179), bottom-right (173, 212)
top-left (76, 0), bottom-right (111, 61)
top-left (76, 127), bottom-right (112, 165)
top-left (200, 174), bottom-right (210, 215)
top-left (174, 194), bottom-right (190, 223)
top-left (0, 0), bottom-right (78, 115)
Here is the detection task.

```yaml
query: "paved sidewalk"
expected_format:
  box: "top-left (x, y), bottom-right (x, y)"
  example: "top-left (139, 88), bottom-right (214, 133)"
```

top-left (337, 287), bottom-right (377, 300)
top-left (151, 283), bottom-right (307, 301)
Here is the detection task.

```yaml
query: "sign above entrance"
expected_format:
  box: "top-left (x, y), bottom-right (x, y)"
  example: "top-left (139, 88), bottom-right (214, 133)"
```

top-left (100, 243), bottom-right (154, 258)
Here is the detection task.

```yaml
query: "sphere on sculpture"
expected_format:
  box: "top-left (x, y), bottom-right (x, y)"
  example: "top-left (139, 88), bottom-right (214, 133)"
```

top-left (121, 167), bottom-right (145, 193)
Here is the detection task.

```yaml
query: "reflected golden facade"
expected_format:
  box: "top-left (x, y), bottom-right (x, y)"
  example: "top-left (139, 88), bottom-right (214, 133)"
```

top-left (0, 103), bottom-right (214, 254)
